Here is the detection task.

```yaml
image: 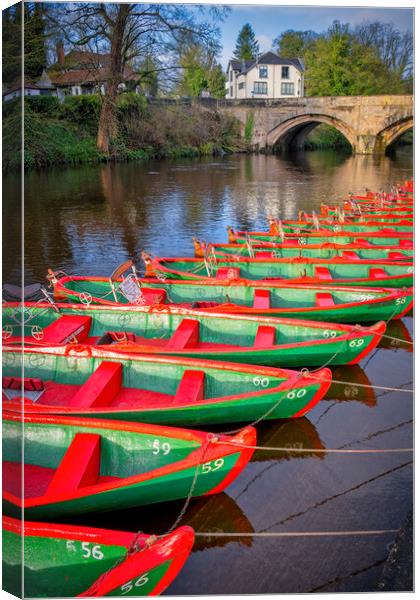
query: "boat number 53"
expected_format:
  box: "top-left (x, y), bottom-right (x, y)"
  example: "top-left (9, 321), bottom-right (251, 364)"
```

top-left (202, 458), bottom-right (224, 474)
top-left (121, 574), bottom-right (149, 594)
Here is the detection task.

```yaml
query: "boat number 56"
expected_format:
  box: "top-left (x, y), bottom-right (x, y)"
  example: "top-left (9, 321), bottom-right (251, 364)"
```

top-left (202, 458), bottom-right (224, 473)
top-left (120, 574), bottom-right (149, 594)
top-left (66, 541), bottom-right (104, 560)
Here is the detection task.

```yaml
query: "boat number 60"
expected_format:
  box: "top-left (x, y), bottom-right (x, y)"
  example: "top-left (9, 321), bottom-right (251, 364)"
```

top-left (253, 376), bottom-right (269, 388)
top-left (349, 339), bottom-right (364, 348)
top-left (287, 389), bottom-right (307, 400)
top-left (121, 574), bottom-right (149, 594)
top-left (202, 458), bottom-right (224, 474)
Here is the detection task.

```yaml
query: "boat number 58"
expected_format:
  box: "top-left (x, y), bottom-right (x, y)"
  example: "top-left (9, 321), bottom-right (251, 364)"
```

top-left (202, 458), bottom-right (224, 474)
top-left (396, 297), bottom-right (407, 305)
top-left (121, 574), bottom-right (149, 594)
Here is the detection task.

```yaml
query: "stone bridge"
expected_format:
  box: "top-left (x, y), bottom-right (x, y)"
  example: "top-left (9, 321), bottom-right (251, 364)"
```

top-left (209, 95), bottom-right (413, 155)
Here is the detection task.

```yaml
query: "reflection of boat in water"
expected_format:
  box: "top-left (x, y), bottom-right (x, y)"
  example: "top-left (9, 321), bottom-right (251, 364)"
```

top-left (379, 319), bottom-right (413, 352)
top-left (59, 492), bottom-right (254, 552)
top-left (254, 418), bottom-right (325, 462)
top-left (326, 365), bottom-right (376, 407)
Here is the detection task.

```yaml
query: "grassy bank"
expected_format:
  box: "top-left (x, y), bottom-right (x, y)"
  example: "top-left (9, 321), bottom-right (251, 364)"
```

top-left (2, 94), bottom-right (243, 171)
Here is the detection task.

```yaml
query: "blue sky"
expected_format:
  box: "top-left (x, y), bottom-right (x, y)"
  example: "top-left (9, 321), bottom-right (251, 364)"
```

top-left (218, 6), bottom-right (414, 67)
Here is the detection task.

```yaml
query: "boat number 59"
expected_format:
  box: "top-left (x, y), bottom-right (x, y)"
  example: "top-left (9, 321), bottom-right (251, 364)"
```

top-left (202, 458), bottom-right (224, 474)
top-left (152, 439), bottom-right (171, 455)
top-left (121, 574), bottom-right (149, 594)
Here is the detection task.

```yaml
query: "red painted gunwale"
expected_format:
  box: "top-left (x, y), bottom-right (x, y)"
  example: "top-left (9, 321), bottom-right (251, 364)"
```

top-left (3, 515), bottom-right (194, 597)
top-left (3, 411), bottom-right (256, 509)
top-left (49, 275), bottom-right (414, 319)
top-left (231, 229), bottom-right (413, 241)
top-left (199, 242), bottom-right (414, 255)
top-left (3, 301), bottom-right (386, 365)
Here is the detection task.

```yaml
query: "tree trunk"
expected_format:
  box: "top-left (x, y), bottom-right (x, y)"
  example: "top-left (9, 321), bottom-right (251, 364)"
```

top-left (97, 5), bottom-right (130, 154)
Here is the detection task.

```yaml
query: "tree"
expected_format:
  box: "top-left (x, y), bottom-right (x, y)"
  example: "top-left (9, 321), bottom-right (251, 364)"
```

top-left (2, 5), bottom-right (22, 85)
top-left (273, 29), bottom-right (317, 57)
top-left (177, 42), bottom-right (226, 98)
top-left (49, 3), bottom-right (227, 153)
top-left (24, 2), bottom-right (47, 80)
top-left (233, 23), bottom-right (259, 60)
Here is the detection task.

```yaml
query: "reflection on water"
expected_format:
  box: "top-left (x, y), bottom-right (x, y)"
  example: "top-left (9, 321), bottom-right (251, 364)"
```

top-left (2, 149), bottom-right (413, 593)
top-left (3, 148), bottom-right (413, 284)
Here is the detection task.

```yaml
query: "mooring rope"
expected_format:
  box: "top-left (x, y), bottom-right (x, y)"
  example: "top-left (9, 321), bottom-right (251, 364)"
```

top-left (214, 440), bottom-right (412, 454)
top-left (194, 529), bottom-right (399, 538)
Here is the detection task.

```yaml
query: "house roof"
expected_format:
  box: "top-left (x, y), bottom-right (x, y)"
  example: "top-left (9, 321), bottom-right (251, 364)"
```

top-left (228, 51), bottom-right (304, 74)
top-left (2, 78), bottom-right (40, 96)
top-left (49, 50), bottom-right (138, 87)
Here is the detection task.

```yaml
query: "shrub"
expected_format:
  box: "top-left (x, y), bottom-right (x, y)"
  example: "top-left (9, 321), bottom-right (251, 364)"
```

top-left (61, 95), bottom-right (101, 125)
top-left (26, 95), bottom-right (61, 116)
top-left (117, 92), bottom-right (148, 120)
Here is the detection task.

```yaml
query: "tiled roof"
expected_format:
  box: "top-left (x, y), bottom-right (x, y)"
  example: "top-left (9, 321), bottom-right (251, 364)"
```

top-left (49, 65), bottom-right (138, 86)
top-left (228, 51), bottom-right (304, 74)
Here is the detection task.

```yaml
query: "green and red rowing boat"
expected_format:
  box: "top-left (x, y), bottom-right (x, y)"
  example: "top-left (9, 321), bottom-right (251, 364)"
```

top-left (2, 411), bottom-right (256, 519)
top-left (264, 218), bottom-right (413, 233)
top-left (2, 515), bottom-right (194, 597)
top-left (228, 228), bottom-right (413, 246)
top-left (47, 272), bottom-right (413, 323)
top-left (2, 301), bottom-right (386, 367)
top-left (193, 240), bottom-right (413, 262)
top-left (147, 255), bottom-right (413, 288)
top-left (2, 345), bottom-right (331, 422)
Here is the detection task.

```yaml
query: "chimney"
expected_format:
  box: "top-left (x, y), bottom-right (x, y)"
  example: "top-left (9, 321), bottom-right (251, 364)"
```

top-left (56, 42), bottom-right (65, 66)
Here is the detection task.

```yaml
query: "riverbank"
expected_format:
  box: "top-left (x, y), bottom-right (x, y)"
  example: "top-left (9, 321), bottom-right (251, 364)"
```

top-left (2, 94), bottom-right (243, 171)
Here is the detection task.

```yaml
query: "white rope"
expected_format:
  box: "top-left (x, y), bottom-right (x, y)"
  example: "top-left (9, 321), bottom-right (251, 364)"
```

top-left (316, 376), bottom-right (413, 394)
top-left (195, 529), bottom-right (399, 538)
top-left (215, 440), bottom-right (413, 454)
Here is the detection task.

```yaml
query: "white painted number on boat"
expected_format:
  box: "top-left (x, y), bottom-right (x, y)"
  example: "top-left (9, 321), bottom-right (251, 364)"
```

top-left (253, 376), bottom-right (270, 388)
top-left (286, 389), bottom-right (307, 400)
top-left (202, 458), bottom-right (224, 474)
top-left (360, 294), bottom-right (375, 302)
top-left (407, 267), bottom-right (413, 273)
top-left (323, 330), bottom-right (337, 338)
top-left (66, 541), bottom-right (104, 560)
top-left (396, 297), bottom-right (407, 305)
top-left (349, 339), bottom-right (364, 348)
top-left (152, 439), bottom-right (171, 455)
top-left (121, 574), bottom-right (149, 594)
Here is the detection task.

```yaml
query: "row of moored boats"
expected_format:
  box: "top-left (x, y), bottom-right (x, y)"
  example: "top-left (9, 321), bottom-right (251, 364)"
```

top-left (2, 179), bottom-right (413, 596)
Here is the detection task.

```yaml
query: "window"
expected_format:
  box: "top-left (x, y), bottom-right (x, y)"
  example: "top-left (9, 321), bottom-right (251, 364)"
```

top-left (281, 82), bottom-right (294, 95)
top-left (238, 82), bottom-right (245, 90)
top-left (230, 70), bottom-right (233, 82)
top-left (281, 66), bottom-right (290, 79)
top-left (259, 66), bottom-right (268, 78)
top-left (230, 86), bottom-right (233, 97)
top-left (253, 82), bottom-right (268, 95)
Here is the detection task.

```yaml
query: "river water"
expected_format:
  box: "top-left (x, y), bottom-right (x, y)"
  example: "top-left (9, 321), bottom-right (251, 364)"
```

top-left (3, 149), bottom-right (413, 593)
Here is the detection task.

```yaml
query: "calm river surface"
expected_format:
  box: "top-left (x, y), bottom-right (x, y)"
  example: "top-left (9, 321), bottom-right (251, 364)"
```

top-left (4, 149), bottom-right (413, 593)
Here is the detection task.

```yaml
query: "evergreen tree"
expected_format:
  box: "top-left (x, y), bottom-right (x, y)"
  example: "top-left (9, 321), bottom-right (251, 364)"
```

top-left (24, 2), bottom-right (47, 80)
top-left (233, 23), bottom-right (259, 60)
top-left (3, 5), bottom-right (22, 85)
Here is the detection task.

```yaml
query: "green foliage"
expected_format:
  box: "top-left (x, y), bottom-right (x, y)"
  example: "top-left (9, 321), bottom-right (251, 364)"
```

top-left (2, 5), bottom-right (22, 86)
top-left (244, 113), bottom-right (254, 144)
top-left (117, 92), bottom-right (148, 118)
top-left (60, 95), bottom-right (102, 133)
top-left (304, 124), bottom-right (352, 149)
top-left (26, 95), bottom-right (61, 116)
top-left (274, 30), bottom-right (317, 57)
top-left (24, 3), bottom-right (47, 80)
top-left (207, 64), bottom-right (226, 99)
top-left (177, 43), bottom-right (226, 98)
top-left (274, 19), bottom-right (413, 97)
top-left (234, 23), bottom-right (259, 60)
top-left (137, 55), bottom-right (159, 97)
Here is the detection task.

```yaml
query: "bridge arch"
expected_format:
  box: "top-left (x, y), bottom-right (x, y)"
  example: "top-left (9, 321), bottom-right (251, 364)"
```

top-left (376, 116), bottom-right (414, 153)
top-left (265, 113), bottom-right (356, 152)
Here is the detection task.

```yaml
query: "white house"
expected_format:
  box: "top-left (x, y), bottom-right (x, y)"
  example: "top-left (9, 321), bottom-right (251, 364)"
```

top-left (226, 51), bottom-right (304, 100)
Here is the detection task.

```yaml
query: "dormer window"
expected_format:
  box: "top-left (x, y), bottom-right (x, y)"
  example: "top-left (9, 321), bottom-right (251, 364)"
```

top-left (259, 66), bottom-right (268, 78)
top-left (281, 66), bottom-right (290, 79)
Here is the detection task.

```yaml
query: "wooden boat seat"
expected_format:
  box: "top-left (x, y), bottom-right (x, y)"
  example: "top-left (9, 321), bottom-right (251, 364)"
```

top-left (216, 267), bottom-right (240, 280)
top-left (47, 433), bottom-right (101, 495)
top-left (254, 325), bottom-right (276, 348)
top-left (341, 251), bottom-right (360, 260)
top-left (69, 361), bottom-right (122, 408)
top-left (139, 288), bottom-right (167, 305)
top-left (191, 301), bottom-right (219, 309)
top-left (3, 377), bottom-right (44, 391)
top-left (95, 331), bottom-right (136, 345)
top-left (41, 315), bottom-right (92, 344)
top-left (174, 370), bottom-right (205, 404)
top-left (354, 239), bottom-right (371, 246)
top-left (399, 239), bottom-right (413, 248)
top-left (369, 268), bottom-right (387, 279)
top-left (314, 267), bottom-right (333, 281)
top-left (253, 289), bottom-right (271, 309)
top-left (388, 252), bottom-right (407, 260)
top-left (256, 251), bottom-right (275, 258)
top-left (315, 293), bottom-right (335, 307)
top-left (166, 319), bottom-right (200, 350)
